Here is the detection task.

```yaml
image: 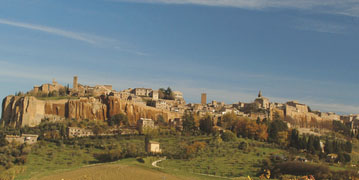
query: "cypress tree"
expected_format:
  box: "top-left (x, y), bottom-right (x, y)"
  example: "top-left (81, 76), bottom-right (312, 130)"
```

top-left (290, 129), bottom-right (300, 149)
top-left (345, 141), bottom-right (352, 153)
top-left (299, 136), bottom-right (307, 150)
top-left (307, 135), bottom-right (315, 152)
top-left (324, 139), bottom-right (333, 154)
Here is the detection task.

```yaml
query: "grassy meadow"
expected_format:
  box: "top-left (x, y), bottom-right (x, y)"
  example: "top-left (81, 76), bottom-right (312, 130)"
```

top-left (0, 134), bottom-right (356, 180)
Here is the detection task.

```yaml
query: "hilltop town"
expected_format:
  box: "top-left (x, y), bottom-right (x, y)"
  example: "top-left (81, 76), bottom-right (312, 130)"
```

top-left (2, 76), bottom-right (358, 132)
top-left (1, 77), bottom-right (359, 180)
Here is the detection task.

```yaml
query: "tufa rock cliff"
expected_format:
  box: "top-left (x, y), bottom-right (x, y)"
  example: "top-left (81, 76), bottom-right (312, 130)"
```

top-left (1, 95), bottom-right (181, 127)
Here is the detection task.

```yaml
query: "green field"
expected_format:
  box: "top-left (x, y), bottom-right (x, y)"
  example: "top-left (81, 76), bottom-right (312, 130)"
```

top-left (1, 134), bottom-right (356, 180)
top-left (7, 135), bottom-right (282, 180)
top-left (157, 138), bottom-right (286, 177)
top-left (9, 136), bottom-right (232, 180)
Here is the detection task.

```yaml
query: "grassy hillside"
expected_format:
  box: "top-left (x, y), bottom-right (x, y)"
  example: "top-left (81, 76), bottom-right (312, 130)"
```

top-left (11, 136), bottom-right (227, 180)
top-left (2, 134), bottom-right (357, 180)
top-left (36, 160), bottom-right (196, 180)
top-left (158, 137), bottom-right (286, 177)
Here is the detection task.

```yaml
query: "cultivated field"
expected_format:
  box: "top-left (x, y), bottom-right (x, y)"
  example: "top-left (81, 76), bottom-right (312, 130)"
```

top-left (36, 163), bottom-right (190, 180)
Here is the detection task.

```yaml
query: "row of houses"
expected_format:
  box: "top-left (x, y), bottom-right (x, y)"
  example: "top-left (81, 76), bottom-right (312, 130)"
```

top-left (68, 118), bottom-right (159, 138)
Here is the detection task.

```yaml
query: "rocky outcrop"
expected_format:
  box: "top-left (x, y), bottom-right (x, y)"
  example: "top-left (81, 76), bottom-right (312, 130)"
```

top-left (1, 96), bottom-right (46, 127)
top-left (104, 96), bottom-right (181, 125)
top-left (1, 95), bottom-right (181, 127)
top-left (67, 97), bottom-right (107, 121)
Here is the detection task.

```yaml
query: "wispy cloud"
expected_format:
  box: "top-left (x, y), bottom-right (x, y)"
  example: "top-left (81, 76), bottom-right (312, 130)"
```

top-left (294, 19), bottom-right (346, 34)
top-left (0, 18), bottom-right (148, 56)
top-left (0, 18), bottom-right (103, 44)
top-left (113, 0), bottom-right (359, 17)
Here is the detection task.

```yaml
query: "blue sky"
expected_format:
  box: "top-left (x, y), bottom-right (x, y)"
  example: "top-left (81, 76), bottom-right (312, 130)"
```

top-left (0, 0), bottom-right (359, 114)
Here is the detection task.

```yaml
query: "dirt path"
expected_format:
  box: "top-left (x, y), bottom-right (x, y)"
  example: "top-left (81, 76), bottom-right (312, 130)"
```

top-left (151, 158), bottom-right (232, 179)
top-left (152, 157), bottom-right (166, 168)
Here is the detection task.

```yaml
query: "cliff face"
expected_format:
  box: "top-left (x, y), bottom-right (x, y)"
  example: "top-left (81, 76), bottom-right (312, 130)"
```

top-left (1, 96), bottom-right (46, 127)
top-left (104, 96), bottom-right (180, 125)
top-left (1, 96), bottom-right (181, 127)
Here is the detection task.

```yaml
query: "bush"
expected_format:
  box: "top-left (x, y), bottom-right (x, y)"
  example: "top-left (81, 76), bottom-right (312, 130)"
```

top-left (238, 141), bottom-right (249, 151)
top-left (94, 148), bottom-right (123, 162)
top-left (136, 157), bottom-right (145, 163)
top-left (185, 141), bottom-right (207, 159)
top-left (272, 161), bottom-right (331, 179)
top-left (221, 131), bottom-right (237, 142)
top-left (0, 142), bottom-right (30, 169)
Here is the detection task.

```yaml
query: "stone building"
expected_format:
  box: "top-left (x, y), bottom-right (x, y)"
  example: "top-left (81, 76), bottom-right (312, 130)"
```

top-left (33, 79), bottom-right (64, 95)
top-left (131, 88), bottom-right (152, 97)
top-left (70, 76), bottom-right (114, 97)
top-left (254, 91), bottom-right (270, 109)
top-left (137, 118), bottom-right (155, 133)
top-left (5, 134), bottom-right (38, 145)
top-left (68, 127), bottom-right (94, 138)
top-left (148, 100), bottom-right (168, 110)
top-left (172, 91), bottom-right (183, 100)
top-left (286, 101), bottom-right (308, 113)
top-left (150, 90), bottom-right (159, 100)
top-left (201, 93), bottom-right (207, 105)
top-left (169, 118), bottom-right (183, 131)
top-left (146, 141), bottom-right (162, 153)
top-left (73, 76), bottom-right (78, 90)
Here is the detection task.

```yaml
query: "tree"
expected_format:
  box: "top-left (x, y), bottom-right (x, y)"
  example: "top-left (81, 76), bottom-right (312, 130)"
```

top-left (158, 88), bottom-right (166, 99)
top-left (290, 129), bottom-right (300, 149)
top-left (299, 136), bottom-right (307, 149)
top-left (182, 112), bottom-right (197, 133)
top-left (332, 120), bottom-right (351, 137)
top-left (277, 131), bottom-right (289, 146)
top-left (92, 125), bottom-right (104, 136)
top-left (220, 112), bottom-right (237, 130)
top-left (324, 139), bottom-right (333, 154)
top-left (234, 117), bottom-right (268, 140)
top-left (165, 87), bottom-right (174, 100)
top-left (257, 124), bottom-right (269, 141)
top-left (256, 117), bottom-right (261, 125)
top-left (199, 115), bottom-right (214, 134)
top-left (268, 120), bottom-right (288, 143)
top-left (307, 135), bottom-right (315, 152)
top-left (221, 131), bottom-right (237, 142)
top-left (59, 87), bottom-right (66, 96)
top-left (158, 87), bottom-right (174, 100)
top-left (108, 113), bottom-right (128, 127)
top-left (345, 141), bottom-right (352, 153)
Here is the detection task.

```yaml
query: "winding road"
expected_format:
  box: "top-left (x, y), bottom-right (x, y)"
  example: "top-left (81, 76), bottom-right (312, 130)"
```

top-left (151, 158), bottom-right (232, 179)
top-left (152, 157), bottom-right (166, 168)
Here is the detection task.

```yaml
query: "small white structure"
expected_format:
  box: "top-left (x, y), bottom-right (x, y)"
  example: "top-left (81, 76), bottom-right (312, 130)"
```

top-left (147, 141), bottom-right (162, 153)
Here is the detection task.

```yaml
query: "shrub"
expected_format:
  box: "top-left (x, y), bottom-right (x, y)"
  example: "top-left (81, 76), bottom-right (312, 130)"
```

top-left (185, 141), bottom-right (207, 159)
top-left (238, 141), bottom-right (249, 151)
top-left (136, 157), bottom-right (145, 163)
top-left (94, 148), bottom-right (123, 162)
top-left (272, 161), bottom-right (331, 179)
top-left (221, 131), bottom-right (237, 142)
